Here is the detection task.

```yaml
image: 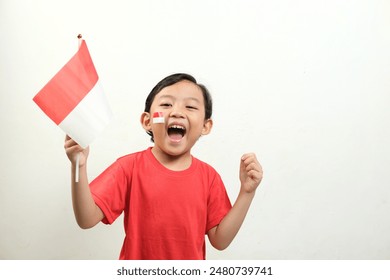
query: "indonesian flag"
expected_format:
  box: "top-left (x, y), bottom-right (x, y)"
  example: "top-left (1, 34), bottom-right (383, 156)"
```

top-left (33, 39), bottom-right (112, 148)
top-left (152, 112), bottom-right (165, 123)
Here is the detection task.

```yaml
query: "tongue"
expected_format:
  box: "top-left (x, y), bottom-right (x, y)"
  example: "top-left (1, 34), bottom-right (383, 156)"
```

top-left (169, 132), bottom-right (183, 141)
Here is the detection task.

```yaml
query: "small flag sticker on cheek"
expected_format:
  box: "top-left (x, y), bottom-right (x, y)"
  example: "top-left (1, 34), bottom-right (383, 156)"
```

top-left (153, 112), bottom-right (165, 124)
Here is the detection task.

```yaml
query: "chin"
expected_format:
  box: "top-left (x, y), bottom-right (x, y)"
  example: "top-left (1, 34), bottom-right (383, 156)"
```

top-left (162, 141), bottom-right (191, 156)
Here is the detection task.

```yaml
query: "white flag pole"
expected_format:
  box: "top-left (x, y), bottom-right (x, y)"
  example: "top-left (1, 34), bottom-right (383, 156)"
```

top-left (75, 153), bottom-right (80, 183)
top-left (75, 34), bottom-right (83, 183)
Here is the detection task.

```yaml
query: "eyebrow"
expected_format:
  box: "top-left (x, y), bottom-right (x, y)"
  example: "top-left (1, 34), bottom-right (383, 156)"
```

top-left (157, 94), bottom-right (201, 103)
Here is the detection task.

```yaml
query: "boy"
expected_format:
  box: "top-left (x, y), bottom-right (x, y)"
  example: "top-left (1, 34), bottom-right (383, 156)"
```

top-left (64, 73), bottom-right (263, 259)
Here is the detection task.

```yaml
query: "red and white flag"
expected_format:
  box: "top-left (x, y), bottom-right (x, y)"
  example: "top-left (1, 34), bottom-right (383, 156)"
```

top-left (152, 112), bottom-right (165, 123)
top-left (33, 39), bottom-right (112, 148)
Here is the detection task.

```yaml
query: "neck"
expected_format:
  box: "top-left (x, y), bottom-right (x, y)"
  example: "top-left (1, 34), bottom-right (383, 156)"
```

top-left (151, 147), bottom-right (192, 171)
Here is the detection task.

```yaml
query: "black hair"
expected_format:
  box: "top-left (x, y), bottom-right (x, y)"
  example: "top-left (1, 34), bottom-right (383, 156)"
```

top-left (144, 73), bottom-right (213, 142)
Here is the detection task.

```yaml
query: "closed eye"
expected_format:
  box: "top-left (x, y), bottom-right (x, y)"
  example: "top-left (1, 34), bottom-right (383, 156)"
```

top-left (160, 103), bottom-right (172, 107)
top-left (186, 106), bottom-right (198, 110)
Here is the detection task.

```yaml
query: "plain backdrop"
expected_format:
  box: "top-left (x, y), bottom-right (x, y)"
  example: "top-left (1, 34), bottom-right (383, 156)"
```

top-left (1, 0), bottom-right (389, 260)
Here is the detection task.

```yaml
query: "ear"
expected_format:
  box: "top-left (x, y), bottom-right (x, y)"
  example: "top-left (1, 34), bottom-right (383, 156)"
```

top-left (201, 118), bottom-right (213, 136)
top-left (140, 112), bottom-right (152, 131)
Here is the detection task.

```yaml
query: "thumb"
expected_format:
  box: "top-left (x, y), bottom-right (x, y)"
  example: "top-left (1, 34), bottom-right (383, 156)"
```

top-left (239, 156), bottom-right (246, 178)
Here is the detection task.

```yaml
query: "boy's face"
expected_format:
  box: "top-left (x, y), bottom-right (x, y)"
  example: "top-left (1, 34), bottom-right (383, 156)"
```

top-left (141, 80), bottom-right (212, 157)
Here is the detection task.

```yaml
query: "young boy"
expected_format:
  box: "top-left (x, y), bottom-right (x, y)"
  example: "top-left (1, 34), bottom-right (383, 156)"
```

top-left (64, 73), bottom-right (263, 260)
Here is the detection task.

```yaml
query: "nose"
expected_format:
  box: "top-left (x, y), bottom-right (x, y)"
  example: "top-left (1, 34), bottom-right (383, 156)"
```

top-left (169, 105), bottom-right (185, 119)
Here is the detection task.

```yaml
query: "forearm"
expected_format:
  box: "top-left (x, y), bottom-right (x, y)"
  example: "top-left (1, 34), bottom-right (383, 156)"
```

top-left (71, 163), bottom-right (103, 229)
top-left (209, 189), bottom-right (255, 250)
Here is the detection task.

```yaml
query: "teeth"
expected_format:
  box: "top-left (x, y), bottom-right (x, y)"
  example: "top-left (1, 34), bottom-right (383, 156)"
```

top-left (169, 125), bottom-right (185, 130)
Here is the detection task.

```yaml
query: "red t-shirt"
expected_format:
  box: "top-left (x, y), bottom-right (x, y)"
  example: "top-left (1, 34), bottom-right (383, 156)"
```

top-left (90, 147), bottom-right (232, 260)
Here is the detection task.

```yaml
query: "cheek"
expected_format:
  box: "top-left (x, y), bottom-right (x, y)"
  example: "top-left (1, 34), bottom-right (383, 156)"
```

top-left (152, 124), bottom-right (166, 135)
top-left (152, 112), bottom-right (165, 124)
top-left (189, 121), bottom-right (206, 136)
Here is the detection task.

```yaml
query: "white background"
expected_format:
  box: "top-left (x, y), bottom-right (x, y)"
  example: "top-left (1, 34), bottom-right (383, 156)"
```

top-left (1, 0), bottom-right (389, 260)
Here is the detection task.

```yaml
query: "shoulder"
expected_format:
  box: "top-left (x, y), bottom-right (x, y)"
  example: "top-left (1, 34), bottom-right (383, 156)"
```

top-left (115, 148), bottom-right (150, 169)
top-left (193, 156), bottom-right (215, 171)
top-left (117, 149), bottom-right (147, 161)
top-left (192, 156), bottom-right (222, 181)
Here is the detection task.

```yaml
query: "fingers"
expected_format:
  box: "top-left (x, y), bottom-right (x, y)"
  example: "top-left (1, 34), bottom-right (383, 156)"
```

top-left (64, 135), bottom-right (83, 153)
top-left (241, 153), bottom-right (261, 171)
top-left (241, 153), bottom-right (263, 181)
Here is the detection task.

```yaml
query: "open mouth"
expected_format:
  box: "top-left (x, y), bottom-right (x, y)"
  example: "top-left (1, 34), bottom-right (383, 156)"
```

top-left (167, 125), bottom-right (186, 142)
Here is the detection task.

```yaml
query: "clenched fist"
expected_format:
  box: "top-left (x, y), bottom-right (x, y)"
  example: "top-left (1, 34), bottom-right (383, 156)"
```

top-left (239, 153), bottom-right (263, 193)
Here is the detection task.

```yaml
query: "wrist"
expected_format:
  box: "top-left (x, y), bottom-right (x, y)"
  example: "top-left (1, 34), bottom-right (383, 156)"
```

top-left (239, 187), bottom-right (256, 198)
top-left (71, 161), bottom-right (87, 172)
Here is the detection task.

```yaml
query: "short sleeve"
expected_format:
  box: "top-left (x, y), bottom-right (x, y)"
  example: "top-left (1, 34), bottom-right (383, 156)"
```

top-left (206, 172), bottom-right (232, 233)
top-left (90, 159), bottom-right (131, 224)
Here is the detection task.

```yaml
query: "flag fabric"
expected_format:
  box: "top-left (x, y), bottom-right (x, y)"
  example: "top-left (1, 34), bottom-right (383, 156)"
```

top-left (33, 39), bottom-right (112, 148)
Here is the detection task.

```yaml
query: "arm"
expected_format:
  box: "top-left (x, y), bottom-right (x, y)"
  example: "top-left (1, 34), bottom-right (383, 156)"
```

top-left (207, 153), bottom-right (263, 250)
top-left (64, 135), bottom-right (104, 229)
